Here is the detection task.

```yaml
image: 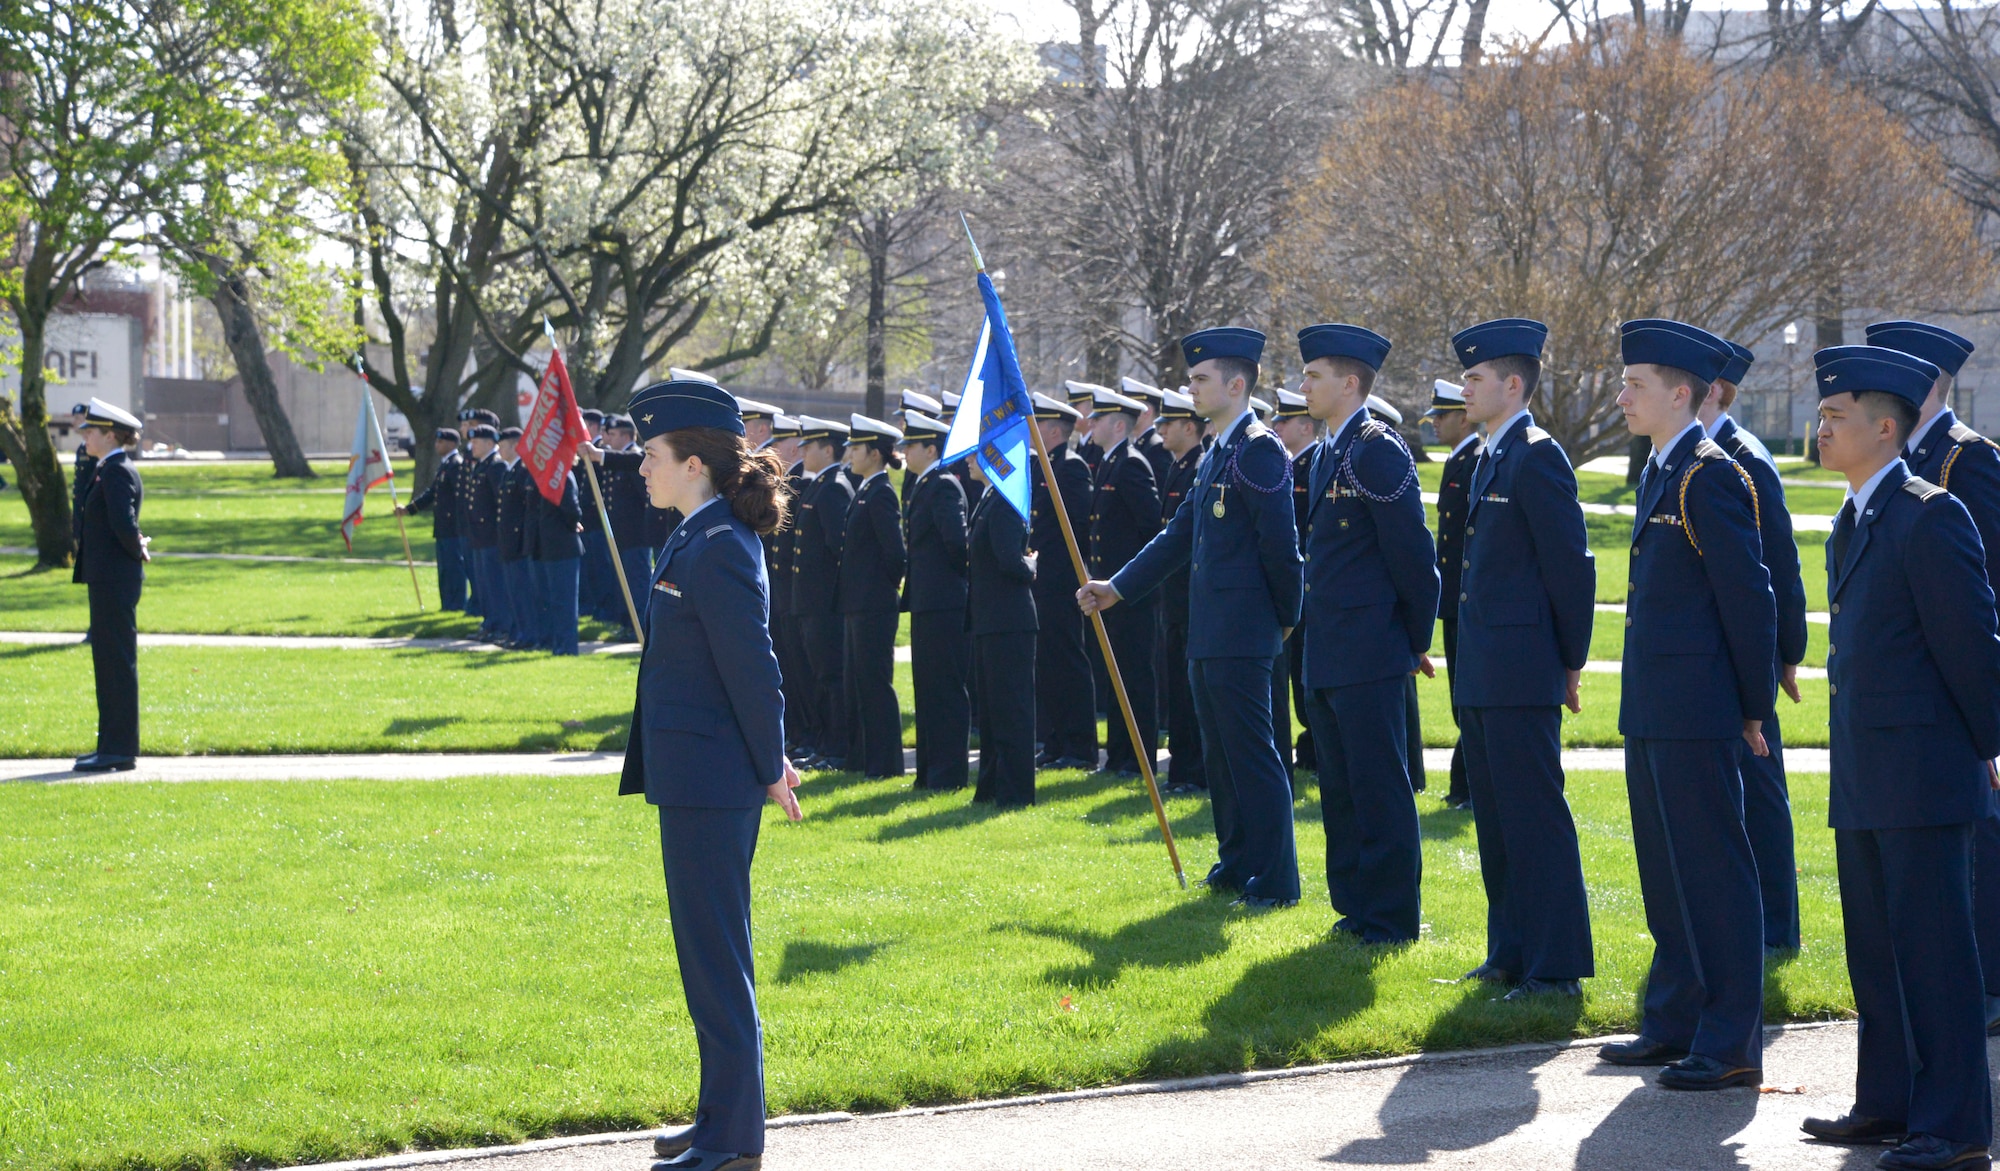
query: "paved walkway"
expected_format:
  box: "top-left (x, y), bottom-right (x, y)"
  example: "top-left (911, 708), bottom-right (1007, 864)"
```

top-left (0, 746), bottom-right (1831, 785)
top-left (297, 1022), bottom-right (1984, 1171)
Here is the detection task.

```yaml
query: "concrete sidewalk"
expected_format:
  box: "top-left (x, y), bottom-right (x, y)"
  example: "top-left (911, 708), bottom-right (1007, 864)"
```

top-left (298, 1022), bottom-right (1976, 1171)
top-left (0, 746), bottom-right (1831, 784)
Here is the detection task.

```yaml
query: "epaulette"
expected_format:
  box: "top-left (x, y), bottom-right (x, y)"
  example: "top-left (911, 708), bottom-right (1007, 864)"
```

top-left (1903, 476), bottom-right (1949, 502)
top-left (1340, 419), bottom-right (1418, 502)
top-left (1244, 420), bottom-right (1273, 442)
top-left (1692, 437), bottom-right (1729, 462)
top-left (1522, 425), bottom-right (1553, 444)
top-left (1941, 423), bottom-right (2000, 490)
top-left (1676, 441), bottom-right (1758, 556)
top-left (704, 523), bottom-right (733, 538)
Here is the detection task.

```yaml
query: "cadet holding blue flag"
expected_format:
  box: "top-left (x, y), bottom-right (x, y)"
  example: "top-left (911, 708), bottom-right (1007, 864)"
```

top-left (1081, 327), bottom-right (1305, 908)
top-left (1597, 320), bottom-right (1775, 1090)
top-left (1798, 345), bottom-right (2000, 1171)
top-left (1450, 318), bottom-right (1596, 997)
top-left (1700, 339), bottom-right (1808, 953)
top-left (1864, 319), bottom-right (2000, 1034)
top-left (1294, 324), bottom-right (1439, 944)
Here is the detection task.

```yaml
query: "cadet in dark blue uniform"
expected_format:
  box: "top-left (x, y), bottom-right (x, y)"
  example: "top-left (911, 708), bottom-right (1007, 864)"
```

top-left (1087, 386), bottom-right (1162, 776)
top-left (531, 461), bottom-right (584, 655)
top-left (840, 415), bottom-right (908, 779)
top-left (68, 402), bottom-right (98, 514)
top-left (788, 418), bottom-right (853, 770)
top-left (1084, 328), bottom-right (1304, 908)
top-left (1030, 394), bottom-right (1097, 770)
top-left (763, 417), bottom-right (808, 752)
top-left (898, 413), bottom-right (970, 790)
top-left (71, 398), bottom-right (147, 772)
top-left (1700, 340), bottom-right (1808, 953)
top-left (598, 415), bottom-right (655, 637)
top-left (398, 428), bottom-right (468, 610)
top-left (497, 428), bottom-right (542, 649)
top-left (1123, 377), bottom-right (1175, 489)
top-left (1294, 325), bottom-right (1438, 944)
top-left (466, 425), bottom-right (513, 644)
top-left (1451, 318), bottom-right (1596, 996)
top-left (1865, 319), bottom-right (2000, 1034)
top-left (619, 381), bottom-right (796, 1171)
top-left (455, 412), bottom-right (485, 618)
top-left (575, 408), bottom-right (612, 623)
top-left (1271, 388), bottom-right (1318, 773)
top-left (966, 457), bottom-right (1039, 807)
top-left (1427, 381), bottom-right (1478, 810)
top-left (1596, 319), bottom-right (1775, 1089)
top-left (1799, 345), bottom-right (2000, 1171)
top-left (1155, 390), bottom-right (1208, 793)
top-left (1067, 380), bottom-right (1106, 477)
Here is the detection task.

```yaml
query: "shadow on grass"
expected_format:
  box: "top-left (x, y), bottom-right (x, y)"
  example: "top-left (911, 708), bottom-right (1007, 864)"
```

top-left (776, 939), bottom-right (888, 984)
top-left (874, 796), bottom-right (1010, 843)
top-left (1328, 983), bottom-right (1582, 1163)
top-left (384, 717), bottom-right (465, 736)
top-left (0, 642), bottom-right (82, 660)
top-left (1010, 898), bottom-right (1234, 989)
top-left (1418, 803), bottom-right (1476, 843)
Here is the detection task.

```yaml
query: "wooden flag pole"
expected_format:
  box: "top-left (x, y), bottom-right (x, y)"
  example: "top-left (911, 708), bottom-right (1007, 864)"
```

top-left (382, 470), bottom-right (424, 612)
top-left (1026, 379), bottom-right (1187, 890)
top-left (584, 455), bottom-right (645, 641)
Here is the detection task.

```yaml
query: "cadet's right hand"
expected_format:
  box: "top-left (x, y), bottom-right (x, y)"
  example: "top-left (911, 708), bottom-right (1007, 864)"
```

top-left (580, 445), bottom-right (604, 464)
top-left (1076, 580), bottom-right (1121, 615)
top-left (1780, 662), bottom-right (1801, 704)
top-left (1988, 759), bottom-right (1998, 792)
top-left (768, 758), bottom-right (803, 821)
top-left (1564, 668), bottom-right (1582, 714)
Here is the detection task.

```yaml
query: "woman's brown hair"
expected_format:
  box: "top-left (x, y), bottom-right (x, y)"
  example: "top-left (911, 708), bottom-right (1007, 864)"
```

top-left (662, 427), bottom-right (790, 536)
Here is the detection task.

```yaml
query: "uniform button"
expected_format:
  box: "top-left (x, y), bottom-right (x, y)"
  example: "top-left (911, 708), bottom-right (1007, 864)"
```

top-left (1465, 525), bottom-right (1473, 534)
top-left (1830, 683), bottom-right (1837, 696)
top-left (1303, 554), bottom-right (1310, 562)
top-left (1624, 616), bottom-right (1632, 627)
top-left (1304, 583), bottom-right (1311, 591)
top-left (1831, 603), bottom-right (1840, 615)
top-left (1827, 644), bottom-right (1834, 655)
top-left (1459, 592), bottom-right (1467, 602)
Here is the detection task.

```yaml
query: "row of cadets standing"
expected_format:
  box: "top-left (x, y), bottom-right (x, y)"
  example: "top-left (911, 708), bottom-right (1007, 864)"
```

top-left (1032, 393), bottom-right (1098, 770)
top-left (1294, 324), bottom-right (1440, 944)
top-left (1597, 319), bottom-right (1775, 1087)
top-left (897, 410), bottom-right (972, 792)
top-left (1154, 388), bottom-right (1211, 794)
top-left (495, 424), bottom-right (586, 654)
top-left (1087, 384), bottom-right (1163, 776)
top-left (1082, 328), bottom-right (1305, 909)
top-left (400, 427), bottom-right (468, 610)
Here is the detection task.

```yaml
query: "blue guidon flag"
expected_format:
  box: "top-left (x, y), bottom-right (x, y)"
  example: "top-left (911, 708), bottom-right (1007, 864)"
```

top-left (942, 270), bottom-right (1034, 522)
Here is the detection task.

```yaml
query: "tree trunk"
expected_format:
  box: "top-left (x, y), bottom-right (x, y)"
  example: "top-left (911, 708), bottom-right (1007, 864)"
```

top-left (0, 312), bottom-right (75, 568)
top-left (863, 212), bottom-right (889, 420)
top-left (209, 266), bottom-right (314, 478)
top-left (1460, 0), bottom-right (1491, 64)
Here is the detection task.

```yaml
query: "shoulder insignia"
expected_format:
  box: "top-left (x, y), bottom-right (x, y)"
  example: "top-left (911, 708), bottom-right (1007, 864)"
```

top-left (1948, 421), bottom-right (1994, 449)
top-left (1244, 420), bottom-right (1272, 441)
top-left (1522, 426), bottom-right (1553, 444)
top-left (1692, 437), bottom-right (1728, 462)
top-left (1903, 476), bottom-right (1948, 502)
top-left (704, 523), bottom-right (733, 538)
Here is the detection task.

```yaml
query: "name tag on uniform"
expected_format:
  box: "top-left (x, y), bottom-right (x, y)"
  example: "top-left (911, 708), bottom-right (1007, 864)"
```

top-left (655, 581), bottom-right (682, 597)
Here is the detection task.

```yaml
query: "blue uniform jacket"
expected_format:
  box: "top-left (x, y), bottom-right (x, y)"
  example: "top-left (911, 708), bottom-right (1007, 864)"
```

top-left (1713, 416), bottom-right (1808, 674)
top-left (620, 500), bottom-right (787, 807)
top-left (1906, 408), bottom-right (2000, 592)
top-left (838, 471), bottom-right (905, 614)
top-left (1299, 411), bottom-right (1438, 690)
top-left (72, 449), bottom-right (145, 588)
top-left (1619, 429), bottom-right (1776, 739)
top-left (1452, 412), bottom-right (1595, 707)
top-left (1111, 412), bottom-right (1303, 661)
top-left (1088, 439), bottom-right (1161, 576)
top-left (1826, 461), bottom-right (2000, 830)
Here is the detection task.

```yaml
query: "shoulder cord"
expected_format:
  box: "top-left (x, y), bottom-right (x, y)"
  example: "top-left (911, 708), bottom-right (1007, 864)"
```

top-left (1224, 434), bottom-right (1294, 497)
top-left (1677, 457), bottom-right (1759, 557)
top-left (1338, 424), bottom-right (1419, 503)
top-left (1939, 434), bottom-right (2000, 489)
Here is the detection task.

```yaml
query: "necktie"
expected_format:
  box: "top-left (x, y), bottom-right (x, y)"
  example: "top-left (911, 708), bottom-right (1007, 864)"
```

top-left (1832, 500), bottom-right (1856, 573)
top-left (1638, 458), bottom-right (1656, 502)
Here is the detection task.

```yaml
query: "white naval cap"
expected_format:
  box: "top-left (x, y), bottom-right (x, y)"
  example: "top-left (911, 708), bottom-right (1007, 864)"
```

top-left (849, 413), bottom-right (904, 443)
top-left (899, 389), bottom-right (944, 416)
top-left (1365, 394), bottom-right (1404, 425)
top-left (1090, 386), bottom-right (1146, 417)
top-left (82, 397), bottom-right (142, 431)
top-left (898, 412), bottom-right (950, 441)
top-left (796, 415), bottom-right (851, 442)
top-left (1032, 392), bottom-right (1084, 421)
top-left (1119, 376), bottom-right (1164, 404)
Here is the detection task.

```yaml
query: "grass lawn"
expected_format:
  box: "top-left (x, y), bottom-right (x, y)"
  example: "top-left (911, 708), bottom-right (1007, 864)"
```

top-left (0, 765), bottom-right (1855, 1171)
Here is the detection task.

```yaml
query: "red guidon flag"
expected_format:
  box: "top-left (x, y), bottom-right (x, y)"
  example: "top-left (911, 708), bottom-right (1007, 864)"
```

top-left (520, 342), bottom-right (589, 504)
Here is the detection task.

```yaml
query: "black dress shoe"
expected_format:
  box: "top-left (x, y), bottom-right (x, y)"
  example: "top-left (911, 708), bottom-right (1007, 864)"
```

top-left (1878, 1134), bottom-right (1992, 1169)
top-left (1230, 894), bottom-right (1297, 910)
top-left (1052, 756), bottom-right (1093, 770)
top-left (652, 1150), bottom-right (761, 1171)
top-left (1801, 1112), bottom-right (1906, 1145)
top-left (1463, 963), bottom-right (1517, 985)
top-left (72, 754), bottom-right (136, 773)
top-left (1502, 977), bottom-right (1581, 1000)
top-left (653, 1126), bottom-right (695, 1159)
top-left (1598, 1036), bottom-right (1689, 1066)
top-left (1656, 1054), bottom-right (1760, 1090)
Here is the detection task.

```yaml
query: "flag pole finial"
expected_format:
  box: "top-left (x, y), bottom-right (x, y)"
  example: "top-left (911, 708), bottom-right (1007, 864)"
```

top-left (960, 213), bottom-right (985, 274)
top-left (543, 315), bottom-right (555, 341)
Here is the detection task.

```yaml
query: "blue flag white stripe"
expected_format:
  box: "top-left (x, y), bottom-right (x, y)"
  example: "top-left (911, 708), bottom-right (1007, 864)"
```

top-left (942, 271), bottom-right (1034, 522)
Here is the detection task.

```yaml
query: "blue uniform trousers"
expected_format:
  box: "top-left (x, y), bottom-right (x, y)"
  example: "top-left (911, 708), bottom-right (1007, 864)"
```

top-left (1192, 656), bottom-right (1300, 902)
top-left (580, 530), bottom-right (612, 622)
top-left (658, 804), bottom-right (767, 1156)
top-left (1626, 737), bottom-right (1764, 1069)
top-left (1460, 705), bottom-right (1594, 978)
top-left (503, 558), bottom-right (540, 646)
top-left (1738, 707), bottom-right (1800, 950)
top-left (472, 547), bottom-right (511, 638)
top-left (1838, 823), bottom-right (1991, 1147)
top-left (434, 535), bottom-right (469, 611)
top-left (1303, 675), bottom-right (1422, 942)
top-left (615, 545), bottom-right (653, 631)
top-left (1101, 599), bottom-right (1158, 775)
top-left (539, 558), bottom-right (580, 655)
top-left (87, 579), bottom-right (142, 757)
top-left (1973, 798), bottom-right (2000, 997)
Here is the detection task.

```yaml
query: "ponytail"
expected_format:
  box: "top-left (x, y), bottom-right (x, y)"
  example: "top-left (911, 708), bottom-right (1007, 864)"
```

top-left (663, 427), bottom-right (790, 535)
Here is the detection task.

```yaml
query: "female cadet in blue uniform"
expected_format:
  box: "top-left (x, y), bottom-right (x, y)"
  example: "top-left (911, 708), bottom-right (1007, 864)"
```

top-left (1294, 323), bottom-right (1439, 945)
top-left (840, 415), bottom-right (908, 779)
top-left (72, 398), bottom-right (148, 772)
top-left (1799, 345), bottom-right (2000, 1171)
top-left (898, 413), bottom-right (971, 791)
top-left (1700, 339), bottom-right (1809, 954)
top-left (1864, 319), bottom-right (2000, 1035)
top-left (1082, 328), bottom-right (1305, 909)
top-left (1450, 318), bottom-right (1597, 998)
top-left (787, 417), bottom-right (853, 771)
top-left (1030, 395), bottom-right (1097, 770)
top-left (1598, 320), bottom-right (1775, 1091)
top-left (966, 456), bottom-right (1039, 806)
top-left (622, 379), bottom-right (798, 1171)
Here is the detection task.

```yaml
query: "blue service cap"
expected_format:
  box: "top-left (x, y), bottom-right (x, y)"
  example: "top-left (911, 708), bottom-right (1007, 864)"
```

top-left (626, 378), bottom-right (744, 441)
top-left (1718, 340), bottom-right (1754, 385)
top-left (1180, 327), bottom-right (1265, 369)
top-left (436, 427), bottom-right (461, 443)
top-left (1451, 318), bottom-right (1547, 368)
top-left (1619, 319), bottom-right (1731, 383)
top-left (1297, 323), bottom-right (1391, 370)
top-left (579, 408), bottom-right (605, 424)
top-left (468, 424), bottom-right (498, 441)
top-left (1813, 345), bottom-right (1940, 407)
top-left (1863, 320), bottom-right (1973, 378)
